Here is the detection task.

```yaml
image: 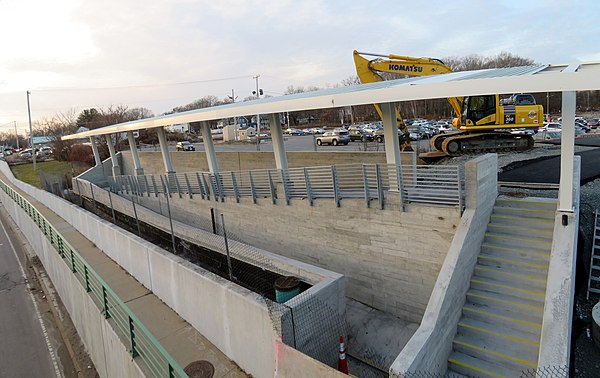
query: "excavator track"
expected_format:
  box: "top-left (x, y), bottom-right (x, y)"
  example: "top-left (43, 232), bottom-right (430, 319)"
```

top-left (432, 131), bottom-right (534, 156)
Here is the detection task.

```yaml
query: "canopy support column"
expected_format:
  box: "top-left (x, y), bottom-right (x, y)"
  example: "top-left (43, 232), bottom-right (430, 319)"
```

top-left (127, 131), bottom-right (144, 175)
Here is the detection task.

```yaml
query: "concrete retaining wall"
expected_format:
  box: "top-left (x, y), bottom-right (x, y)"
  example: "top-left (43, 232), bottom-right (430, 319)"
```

top-left (0, 185), bottom-right (144, 377)
top-left (274, 339), bottom-right (348, 377)
top-left (101, 183), bottom-right (458, 323)
top-left (537, 156), bottom-right (581, 371)
top-left (390, 154), bottom-right (498, 375)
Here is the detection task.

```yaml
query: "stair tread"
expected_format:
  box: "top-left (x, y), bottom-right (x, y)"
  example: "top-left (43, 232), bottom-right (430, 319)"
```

top-left (470, 275), bottom-right (546, 298)
top-left (453, 334), bottom-right (539, 367)
top-left (490, 213), bottom-right (554, 224)
top-left (448, 351), bottom-right (524, 378)
top-left (458, 317), bottom-right (541, 345)
top-left (466, 289), bottom-right (545, 310)
top-left (481, 243), bottom-right (551, 258)
top-left (487, 223), bottom-right (554, 236)
top-left (474, 264), bottom-right (548, 284)
top-left (484, 231), bottom-right (553, 244)
top-left (462, 302), bottom-right (543, 330)
top-left (478, 252), bottom-right (550, 270)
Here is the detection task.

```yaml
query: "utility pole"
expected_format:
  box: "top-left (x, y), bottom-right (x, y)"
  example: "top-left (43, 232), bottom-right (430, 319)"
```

top-left (253, 75), bottom-right (261, 151)
top-left (227, 89), bottom-right (239, 140)
top-left (27, 91), bottom-right (36, 171)
top-left (546, 92), bottom-right (550, 115)
top-left (13, 121), bottom-right (19, 150)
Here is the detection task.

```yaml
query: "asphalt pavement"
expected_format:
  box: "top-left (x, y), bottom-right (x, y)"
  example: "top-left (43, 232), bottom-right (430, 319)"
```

top-left (0, 206), bottom-right (61, 377)
top-left (499, 148), bottom-right (600, 184)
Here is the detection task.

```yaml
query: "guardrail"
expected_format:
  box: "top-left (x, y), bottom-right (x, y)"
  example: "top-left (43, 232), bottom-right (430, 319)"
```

top-left (0, 179), bottom-right (187, 378)
top-left (108, 163), bottom-right (462, 209)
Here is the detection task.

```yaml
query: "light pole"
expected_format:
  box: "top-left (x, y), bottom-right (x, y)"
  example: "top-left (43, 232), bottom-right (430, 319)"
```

top-left (13, 121), bottom-right (19, 150)
top-left (227, 89), bottom-right (239, 140)
top-left (252, 75), bottom-right (262, 151)
top-left (27, 91), bottom-right (36, 171)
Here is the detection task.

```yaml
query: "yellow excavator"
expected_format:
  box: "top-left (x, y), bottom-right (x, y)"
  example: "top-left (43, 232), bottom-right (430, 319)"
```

top-left (353, 50), bottom-right (543, 156)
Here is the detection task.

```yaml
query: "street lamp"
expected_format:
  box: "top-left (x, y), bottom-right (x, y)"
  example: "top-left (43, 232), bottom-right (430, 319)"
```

top-left (27, 91), bottom-right (36, 171)
top-left (252, 75), bottom-right (263, 151)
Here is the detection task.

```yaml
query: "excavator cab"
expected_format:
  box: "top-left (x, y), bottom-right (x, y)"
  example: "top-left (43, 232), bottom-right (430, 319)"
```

top-left (460, 95), bottom-right (498, 126)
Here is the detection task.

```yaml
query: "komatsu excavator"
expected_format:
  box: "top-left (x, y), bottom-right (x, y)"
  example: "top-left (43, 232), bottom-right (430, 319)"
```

top-left (353, 50), bottom-right (543, 156)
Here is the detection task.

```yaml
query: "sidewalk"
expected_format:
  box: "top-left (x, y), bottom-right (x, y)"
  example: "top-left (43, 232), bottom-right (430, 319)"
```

top-left (1, 171), bottom-right (247, 378)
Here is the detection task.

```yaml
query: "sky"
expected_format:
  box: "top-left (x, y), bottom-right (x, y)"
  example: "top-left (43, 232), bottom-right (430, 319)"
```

top-left (0, 0), bottom-right (599, 134)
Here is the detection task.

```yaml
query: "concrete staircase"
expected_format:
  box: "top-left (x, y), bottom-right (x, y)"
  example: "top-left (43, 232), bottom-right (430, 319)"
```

top-left (447, 196), bottom-right (557, 377)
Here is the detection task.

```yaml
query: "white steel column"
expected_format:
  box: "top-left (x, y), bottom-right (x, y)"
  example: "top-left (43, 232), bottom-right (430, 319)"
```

top-left (156, 126), bottom-right (174, 173)
top-left (127, 131), bottom-right (144, 175)
top-left (104, 134), bottom-right (120, 177)
top-left (558, 91), bottom-right (576, 212)
top-left (201, 121), bottom-right (219, 174)
top-left (381, 102), bottom-right (402, 191)
top-left (269, 113), bottom-right (288, 171)
top-left (90, 137), bottom-right (102, 166)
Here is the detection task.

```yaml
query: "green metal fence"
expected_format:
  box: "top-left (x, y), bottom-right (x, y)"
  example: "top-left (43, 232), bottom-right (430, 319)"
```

top-left (0, 179), bottom-right (187, 378)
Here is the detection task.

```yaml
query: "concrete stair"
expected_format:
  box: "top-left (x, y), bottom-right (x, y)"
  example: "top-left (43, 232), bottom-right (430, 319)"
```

top-left (447, 196), bottom-right (556, 377)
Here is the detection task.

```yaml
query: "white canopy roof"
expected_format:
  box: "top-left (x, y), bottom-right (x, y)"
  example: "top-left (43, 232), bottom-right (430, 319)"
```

top-left (62, 62), bottom-right (600, 141)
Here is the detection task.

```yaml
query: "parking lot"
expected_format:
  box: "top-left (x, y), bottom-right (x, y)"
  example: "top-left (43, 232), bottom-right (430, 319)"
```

top-left (141, 135), bottom-right (433, 153)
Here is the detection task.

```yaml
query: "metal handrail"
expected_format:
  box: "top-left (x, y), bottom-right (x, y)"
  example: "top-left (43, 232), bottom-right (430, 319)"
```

top-left (0, 180), bottom-right (187, 378)
top-left (109, 162), bottom-right (462, 208)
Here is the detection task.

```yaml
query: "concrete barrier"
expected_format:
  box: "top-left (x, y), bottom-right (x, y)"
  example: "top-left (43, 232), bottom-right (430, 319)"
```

top-left (0, 162), bottom-right (346, 377)
top-left (0, 185), bottom-right (145, 377)
top-left (537, 156), bottom-right (581, 372)
top-left (390, 154), bottom-right (498, 375)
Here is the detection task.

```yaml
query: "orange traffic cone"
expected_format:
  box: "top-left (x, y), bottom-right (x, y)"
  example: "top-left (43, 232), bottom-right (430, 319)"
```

top-left (338, 336), bottom-right (349, 374)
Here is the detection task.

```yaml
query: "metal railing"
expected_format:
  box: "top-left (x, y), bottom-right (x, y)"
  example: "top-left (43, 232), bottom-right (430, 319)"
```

top-left (0, 179), bottom-right (187, 378)
top-left (109, 163), bottom-right (462, 209)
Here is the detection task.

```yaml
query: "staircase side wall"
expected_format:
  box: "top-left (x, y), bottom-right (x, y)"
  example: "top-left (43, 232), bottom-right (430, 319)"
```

top-left (537, 156), bottom-right (581, 371)
top-left (390, 153), bottom-right (498, 376)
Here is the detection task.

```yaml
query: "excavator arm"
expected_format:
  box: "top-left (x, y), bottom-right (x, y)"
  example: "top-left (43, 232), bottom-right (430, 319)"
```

top-left (353, 50), bottom-right (463, 149)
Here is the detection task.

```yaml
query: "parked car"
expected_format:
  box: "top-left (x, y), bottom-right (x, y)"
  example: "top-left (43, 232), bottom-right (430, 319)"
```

top-left (348, 129), bottom-right (375, 142)
top-left (575, 120), bottom-right (590, 132)
top-left (176, 141), bottom-right (195, 151)
top-left (19, 148), bottom-right (34, 158)
top-left (510, 128), bottom-right (536, 136)
top-left (588, 118), bottom-right (600, 129)
top-left (36, 146), bottom-right (53, 158)
top-left (285, 128), bottom-right (306, 136)
top-left (316, 131), bottom-right (350, 146)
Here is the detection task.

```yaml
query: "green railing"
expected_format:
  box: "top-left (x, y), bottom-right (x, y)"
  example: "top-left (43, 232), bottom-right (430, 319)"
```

top-left (0, 179), bottom-right (187, 378)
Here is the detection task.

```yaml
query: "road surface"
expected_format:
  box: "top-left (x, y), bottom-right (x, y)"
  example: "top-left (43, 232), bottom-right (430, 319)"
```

top-left (0, 206), bottom-right (62, 377)
top-left (499, 148), bottom-right (600, 184)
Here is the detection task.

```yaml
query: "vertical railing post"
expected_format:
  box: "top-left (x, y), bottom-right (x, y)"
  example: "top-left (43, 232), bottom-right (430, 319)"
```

top-left (90, 182), bottom-right (96, 209)
top-left (215, 173), bottom-right (225, 202)
top-left (103, 286), bottom-right (111, 319)
top-left (210, 208), bottom-right (217, 235)
top-left (143, 175), bottom-right (151, 197)
top-left (268, 170), bottom-right (277, 204)
top-left (151, 175), bottom-right (159, 198)
top-left (221, 214), bottom-right (234, 281)
top-left (280, 169), bottom-right (290, 205)
top-left (304, 168), bottom-right (313, 206)
top-left (231, 172), bottom-right (240, 203)
top-left (107, 190), bottom-right (117, 224)
top-left (397, 164), bottom-right (405, 211)
top-left (184, 173), bottom-right (193, 199)
top-left (173, 174), bottom-right (183, 199)
top-left (129, 316), bottom-right (139, 357)
top-left (131, 197), bottom-right (141, 237)
top-left (162, 179), bottom-right (178, 254)
top-left (331, 166), bottom-right (340, 208)
top-left (70, 249), bottom-right (77, 273)
top-left (58, 237), bottom-right (64, 258)
top-left (248, 171), bottom-right (257, 204)
top-left (376, 163), bottom-right (384, 210)
top-left (362, 164), bottom-right (371, 208)
top-left (202, 173), bottom-right (212, 201)
top-left (84, 266), bottom-right (91, 292)
top-left (196, 173), bottom-right (206, 200)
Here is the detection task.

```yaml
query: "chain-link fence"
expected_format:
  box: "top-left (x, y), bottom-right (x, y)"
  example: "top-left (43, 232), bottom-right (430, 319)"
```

top-left (72, 178), bottom-right (348, 368)
top-left (392, 365), bottom-right (569, 378)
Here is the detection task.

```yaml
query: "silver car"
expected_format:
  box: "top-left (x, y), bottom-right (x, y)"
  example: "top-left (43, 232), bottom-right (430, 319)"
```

top-left (316, 131), bottom-right (350, 146)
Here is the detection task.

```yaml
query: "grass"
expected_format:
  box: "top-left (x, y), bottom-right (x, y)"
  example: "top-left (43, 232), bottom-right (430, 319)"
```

top-left (10, 160), bottom-right (90, 189)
